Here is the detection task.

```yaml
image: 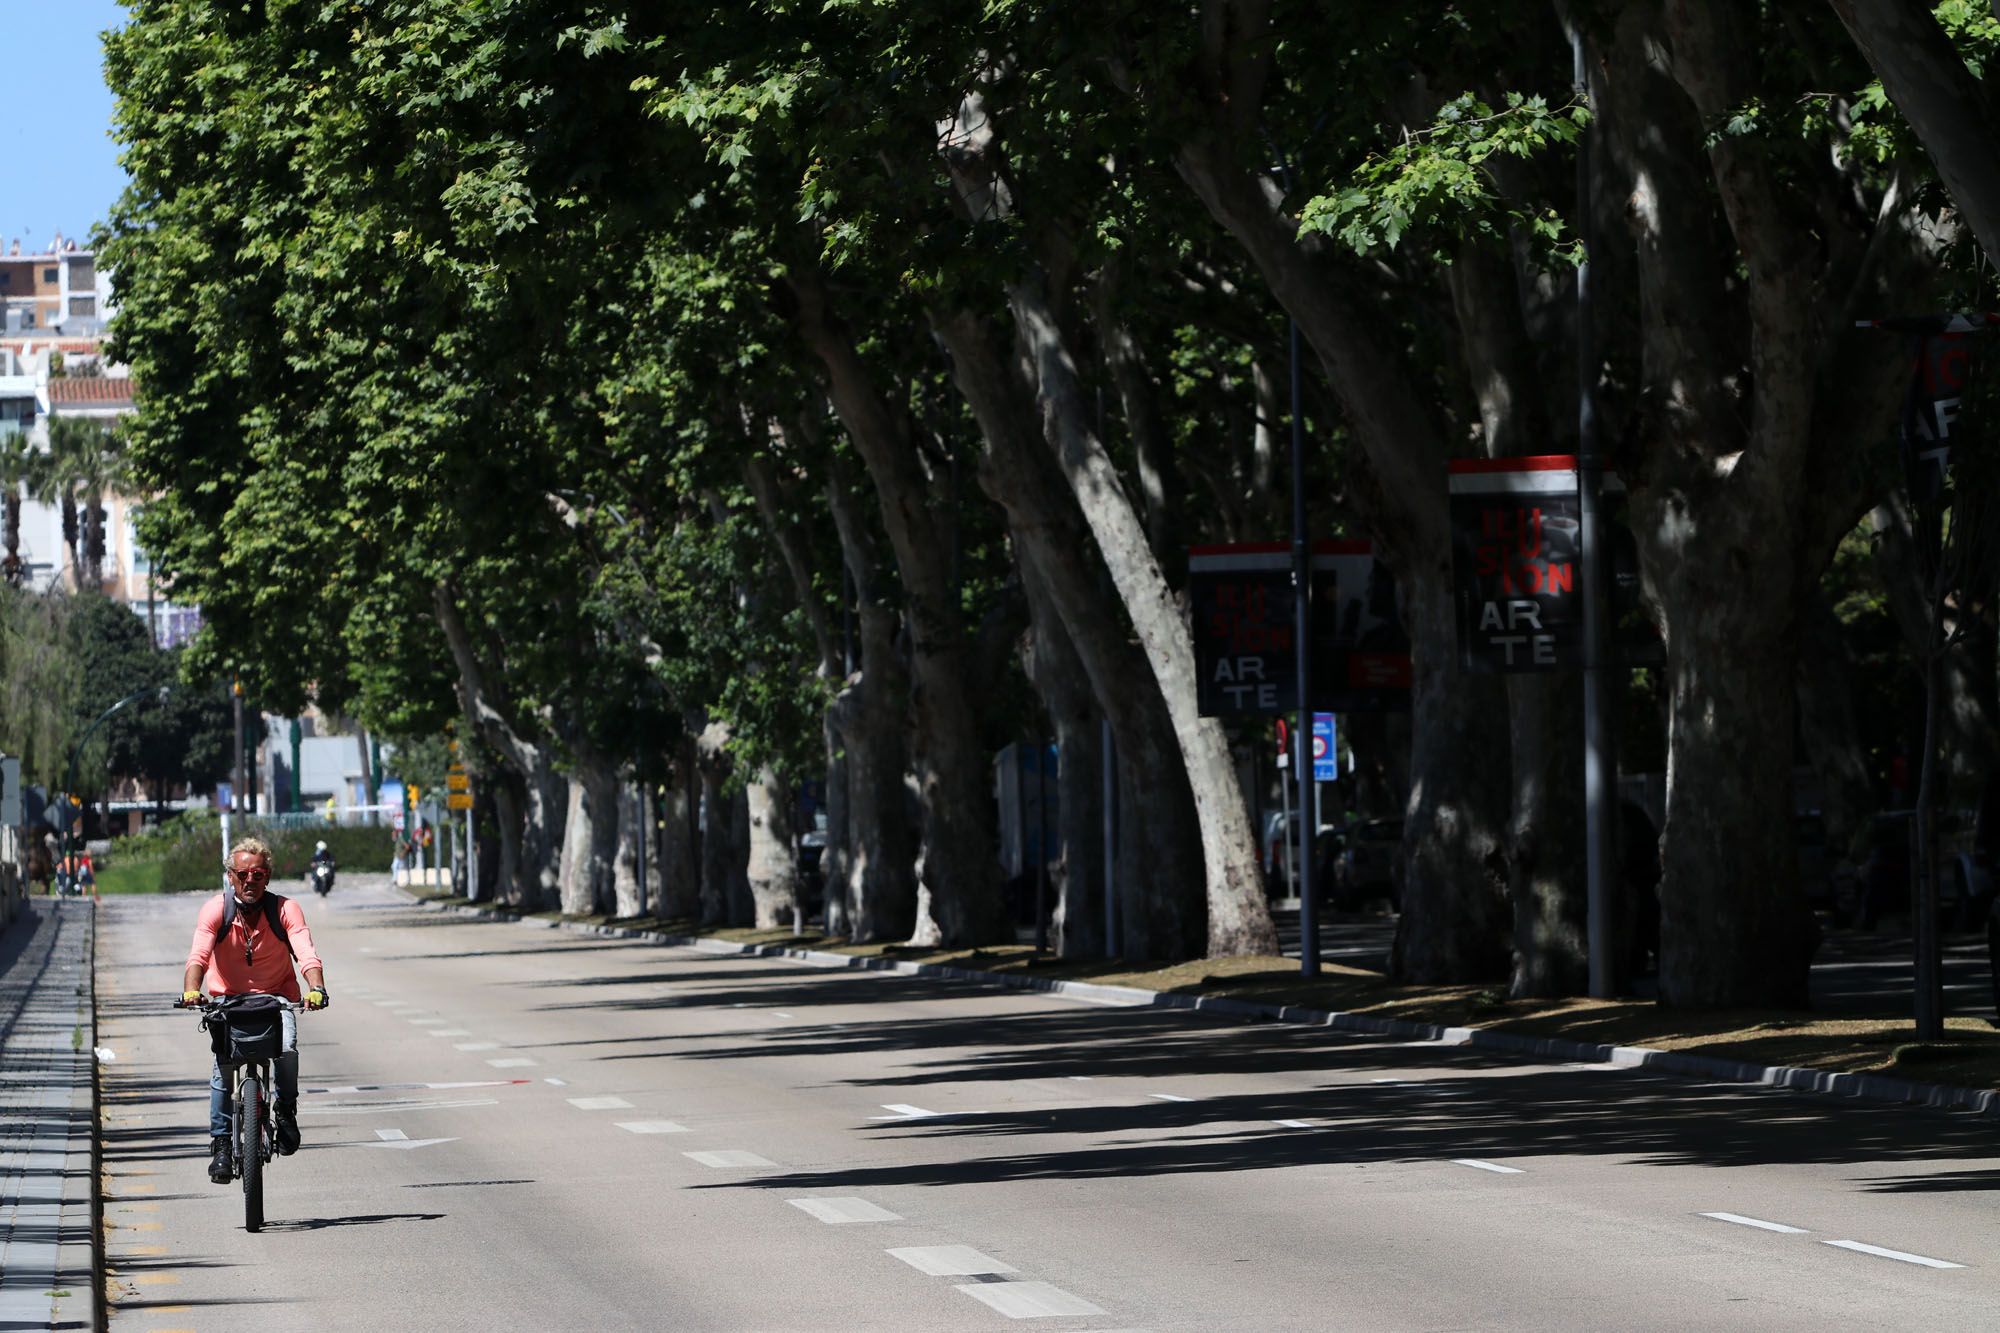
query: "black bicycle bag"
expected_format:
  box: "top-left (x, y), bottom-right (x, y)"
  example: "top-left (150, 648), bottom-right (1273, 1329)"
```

top-left (206, 994), bottom-right (286, 1064)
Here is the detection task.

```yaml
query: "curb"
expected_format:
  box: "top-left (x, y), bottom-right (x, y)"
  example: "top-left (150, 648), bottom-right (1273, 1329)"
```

top-left (414, 896), bottom-right (2000, 1120)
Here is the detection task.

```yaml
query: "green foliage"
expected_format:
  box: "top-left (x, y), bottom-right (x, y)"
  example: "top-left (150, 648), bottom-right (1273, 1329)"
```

top-left (145, 821), bottom-right (396, 894)
top-left (1298, 92), bottom-right (1586, 260)
top-left (0, 588), bottom-right (82, 787)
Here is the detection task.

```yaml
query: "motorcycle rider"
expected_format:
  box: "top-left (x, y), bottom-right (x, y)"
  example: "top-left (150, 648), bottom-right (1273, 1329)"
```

top-left (310, 839), bottom-right (337, 894)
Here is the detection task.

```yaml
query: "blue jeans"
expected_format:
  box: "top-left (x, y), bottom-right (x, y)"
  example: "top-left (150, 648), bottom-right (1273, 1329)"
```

top-left (208, 1008), bottom-right (298, 1137)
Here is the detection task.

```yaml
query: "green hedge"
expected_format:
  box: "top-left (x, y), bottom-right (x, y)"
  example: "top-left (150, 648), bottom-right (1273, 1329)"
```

top-left (117, 823), bottom-right (396, 894)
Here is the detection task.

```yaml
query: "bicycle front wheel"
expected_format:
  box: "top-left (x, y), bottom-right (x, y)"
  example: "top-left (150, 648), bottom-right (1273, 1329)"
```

top-left (239, 1075), bottom-right (265, 1232)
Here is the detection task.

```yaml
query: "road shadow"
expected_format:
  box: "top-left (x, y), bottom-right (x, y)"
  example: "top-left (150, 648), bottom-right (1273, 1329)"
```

top-left (257, 1211), bottom-right (446, 1231)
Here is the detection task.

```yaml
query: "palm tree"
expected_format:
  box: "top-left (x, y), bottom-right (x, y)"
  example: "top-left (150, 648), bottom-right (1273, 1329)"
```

top-left (0, 432), bottom-right (33, 586)
top-left (69, 425), bottom-right (127, 591)
top-left (34, 417), bottom-right (120, 592)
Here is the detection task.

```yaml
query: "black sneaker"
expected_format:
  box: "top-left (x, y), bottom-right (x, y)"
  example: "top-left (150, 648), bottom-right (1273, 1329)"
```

top-left (208, 1135), bottom-right (231, 1184)
top-left (275, 1103), bottom-right (300, 1156)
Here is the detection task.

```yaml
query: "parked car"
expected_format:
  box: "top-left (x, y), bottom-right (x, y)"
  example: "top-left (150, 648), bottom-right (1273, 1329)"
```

top-left (1848, 809), bottom-right (1992, 931)
top-left (1328, 818), bottom-right (1403, 909)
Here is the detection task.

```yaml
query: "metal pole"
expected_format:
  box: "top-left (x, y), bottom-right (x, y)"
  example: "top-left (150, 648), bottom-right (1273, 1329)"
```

top-left (231, 680), bottom-right (245, 815)
top-left (288, 718), bottom-right (303, 813)
top-left (1102, 716), bottom-right (1117, 959)
top-left (1290, 317), bottom-right (1319, 977)
top-left (635, 785), bottom-right (648, 919)
top-left (468, 801), bottom-right (480, 902)
top-left (1574, 25), bottom-right (1618, 999)
top-left (1035, 741), bottom-right (1050, 953)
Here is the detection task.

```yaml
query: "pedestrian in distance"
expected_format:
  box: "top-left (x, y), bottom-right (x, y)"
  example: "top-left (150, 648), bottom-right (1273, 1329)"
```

top-left (182, 837), bottom-right (330, 1184)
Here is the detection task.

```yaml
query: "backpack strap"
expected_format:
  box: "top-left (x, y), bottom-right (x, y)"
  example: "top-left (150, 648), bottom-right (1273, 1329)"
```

top-left (215, 892), bottom-right (296, 962)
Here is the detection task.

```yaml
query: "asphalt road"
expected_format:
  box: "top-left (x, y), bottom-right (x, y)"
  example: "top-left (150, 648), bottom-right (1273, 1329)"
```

top-left (96, 881), bottom-right (2000, 1331)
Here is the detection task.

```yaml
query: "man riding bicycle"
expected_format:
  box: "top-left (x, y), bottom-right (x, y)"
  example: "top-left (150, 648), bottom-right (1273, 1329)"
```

top-left (183, 837), bottom-right (329, 1184)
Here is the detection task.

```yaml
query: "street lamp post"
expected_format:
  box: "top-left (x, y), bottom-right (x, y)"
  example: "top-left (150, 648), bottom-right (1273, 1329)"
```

top-left (62, 685), bottom-right (170, 888)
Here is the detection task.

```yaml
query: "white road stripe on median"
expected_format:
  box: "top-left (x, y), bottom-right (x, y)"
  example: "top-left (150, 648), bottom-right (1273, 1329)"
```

top-left (1272, 1119), bottom-right (1313, 1129)
top-left (1147, 1093), bottom-right (1194, 1103)
top-left (888, 1245), bottom-right (1016, 1277)
top-left (567, 1096), bottom-right (634, 1111)
top-left (1823, 1240), bottom-right (1964, 1269)
top-left (614, 1121), bottom-right (688, 1134)
top-left (1451, 1159), bottom-right (1524, 1174)
top-left (956, 1282), bottom-right (1106, 1319)
top-left (684, 1150), bottom-right (774, 1168)
top-left (788, 1197), bottom-right (902, 1224)
top-left (870, 1104), bottom-right (940, 1120)
top-left (1701, 1212), bottom-right (1808, 1235)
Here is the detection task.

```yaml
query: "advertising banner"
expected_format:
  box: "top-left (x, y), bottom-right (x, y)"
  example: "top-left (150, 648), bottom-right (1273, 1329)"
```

top-left (1858, 313), bottom-right (1997, 504)
top-left (1448, 456), bottom-right (1582, 673)
top-left (1189, 542), bottom-right (1411, 716)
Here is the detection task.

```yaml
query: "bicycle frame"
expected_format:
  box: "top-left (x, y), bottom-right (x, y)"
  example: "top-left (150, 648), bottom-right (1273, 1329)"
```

top-left (182, 996), bottom-right (304, 1232)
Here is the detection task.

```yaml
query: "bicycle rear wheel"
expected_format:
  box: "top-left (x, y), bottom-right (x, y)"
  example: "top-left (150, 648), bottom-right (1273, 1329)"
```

top-left (239, 1074), bottom-right (265, 1232)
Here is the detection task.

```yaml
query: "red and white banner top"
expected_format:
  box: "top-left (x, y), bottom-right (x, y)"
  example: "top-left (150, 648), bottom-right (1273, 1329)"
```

top-left (1446, 454), bottom-right (1579, 495)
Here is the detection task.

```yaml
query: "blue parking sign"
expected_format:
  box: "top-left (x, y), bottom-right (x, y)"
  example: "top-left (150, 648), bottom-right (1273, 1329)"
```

top-left (1311, 714), bottom-right (1337, 781)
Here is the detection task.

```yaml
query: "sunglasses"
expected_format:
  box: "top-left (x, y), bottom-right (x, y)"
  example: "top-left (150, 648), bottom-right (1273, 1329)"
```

top-left (231, 866), bottom-right (270, 886)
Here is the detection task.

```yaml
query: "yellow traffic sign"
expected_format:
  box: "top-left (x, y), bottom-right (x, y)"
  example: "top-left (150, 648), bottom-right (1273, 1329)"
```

top-left (446, 792), bottom-right (473, 811)
top-left (446, 772), bottom-right (470, 792)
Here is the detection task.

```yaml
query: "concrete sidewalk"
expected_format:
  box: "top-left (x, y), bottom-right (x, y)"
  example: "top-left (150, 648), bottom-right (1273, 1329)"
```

top-left (0, 898), bottom-right (99, 1332)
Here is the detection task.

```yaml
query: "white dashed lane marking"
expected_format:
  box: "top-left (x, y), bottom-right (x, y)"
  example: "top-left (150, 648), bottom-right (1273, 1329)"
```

top-left (956, 1281), bottom-right (1107, 1319)
top-left (1823, 1240), bottom-right (1964, 1269)
top-left (430, 1029), bottom-right (472, 1037)
top-left (684, 1150), bottom-right (774, 1168)
top-left (487, 1057), bottom-right (537, 1068)
top-left (1272, 1119), bottom-right (1313, 1129)
top-left (1451, 1159), bottom-right (1524, 1175)
top-left (567, 1096), bottom-right (633, 1111)
top-left (1701, 1212), bottom-right (1808, 1235)
top-left (614, 1121), bottom-right (688, 1135)
top-left (888, 1246), bottom-right (1016, 1277)
top-left (454, 1042), bottom-right (499, 1051)
top-left (788, 1197), bottom-right (901, 1224)
top-left (1146, 1093), bottom-right (1194, 1103)
top-left (375, 1129), bottom-right (407, 1141)
top-left (870, 1104), bottom-right (940, 1120)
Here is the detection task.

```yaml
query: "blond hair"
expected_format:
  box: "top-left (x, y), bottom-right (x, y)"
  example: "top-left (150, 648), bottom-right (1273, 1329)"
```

top-left (229, 836), bottom-right (273, 866)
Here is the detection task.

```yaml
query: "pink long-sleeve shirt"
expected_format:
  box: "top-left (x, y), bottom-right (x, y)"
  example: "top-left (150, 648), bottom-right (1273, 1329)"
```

top-left (186, 892), bottom-right (323, 1000)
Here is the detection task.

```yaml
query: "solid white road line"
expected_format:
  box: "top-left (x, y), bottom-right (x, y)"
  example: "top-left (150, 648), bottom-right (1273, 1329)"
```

top-left (486, 1057), bottom-right (538, 1068)
top-left (1701, 1212), bottom-right (1809, 1235)
top-left (1823, 1240), bottom-right (1964, 1269)
top-left (454, 1042), bottom-right (500, 1051)
top-left (614, 1121), bottom-right (689, 1135)
top-left (956, 1281), bottom-right (1107, 1319)
top-left (788, 1197), bottom-right (902, 1224)
top-left (1450, 1159), bottom-right (1525, 1175)
top-left (1147, 1093), bottom-right (1194, 1103)
top-left (871, 1104), bottom-right (940, 1120)
top-left (567, 1096), bottom-right (634, 1111)
top-left (684, 1150), bottom-right (774, 1168)
top-left (887, 1245), bottom-right (1017, 1277)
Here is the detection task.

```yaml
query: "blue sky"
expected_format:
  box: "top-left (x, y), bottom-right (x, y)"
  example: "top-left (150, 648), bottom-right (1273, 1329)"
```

top-left (1, 1), bottom-right (129, 251)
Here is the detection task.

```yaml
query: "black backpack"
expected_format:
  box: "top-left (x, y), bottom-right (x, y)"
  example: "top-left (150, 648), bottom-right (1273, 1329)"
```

top-left (213, 891), bottom-right (296, 964)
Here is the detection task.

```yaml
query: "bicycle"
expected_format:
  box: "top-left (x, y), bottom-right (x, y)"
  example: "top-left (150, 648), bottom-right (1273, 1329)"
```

top-left (176, 994), bottom-right (305, 1232)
